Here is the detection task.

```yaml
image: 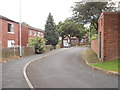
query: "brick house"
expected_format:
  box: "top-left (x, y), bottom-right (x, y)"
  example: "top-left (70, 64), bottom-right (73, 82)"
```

top-left (0, 15), bottom-right (44, 47)
top-left (98, 12), bottom-right (120, 61)
top-left (21, 25), bottom-right (44, 46)
top-left (0, 15), bottom-right (19, 47)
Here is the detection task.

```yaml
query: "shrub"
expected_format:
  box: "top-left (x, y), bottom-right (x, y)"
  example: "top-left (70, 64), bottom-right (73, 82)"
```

top-left (29, 37), bottom-right (45, 54)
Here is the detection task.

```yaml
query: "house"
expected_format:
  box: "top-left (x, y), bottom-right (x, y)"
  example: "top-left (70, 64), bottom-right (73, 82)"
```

top-left (0, 15), bottom-right (19, 47)
top-left (97, 12), bottom-right (120, 61)
top-left (70, 37), bottom-right (79, 46)
top-left (21, 25), bottom-right (44, 46)
top-left (28, 26), bottom-right (44, 39)
top-left (63, 36), bottom-right (79, 47)
top-left (0, 15), bottom-right (44, 47)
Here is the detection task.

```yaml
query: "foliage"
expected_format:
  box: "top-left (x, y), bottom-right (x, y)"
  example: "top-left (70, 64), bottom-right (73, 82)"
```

top-left (72, 2), bottom-right (116, 31)
top-left (91, 34), bottom-right (98, 40)
top-left (29, 37), bottom-right (45, 54)
top-left (57, 19), bottom-right (86, 41)
top-left (21, 22), bottom-right (29, 26)
top-left (44, 13), bottom-right (59, 46)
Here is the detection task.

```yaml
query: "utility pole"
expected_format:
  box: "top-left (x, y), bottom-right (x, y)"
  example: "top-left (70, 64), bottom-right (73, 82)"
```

top-left (20, 0), bottom-right (22, 56)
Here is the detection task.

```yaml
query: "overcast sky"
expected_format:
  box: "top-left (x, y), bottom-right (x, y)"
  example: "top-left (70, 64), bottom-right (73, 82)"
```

top-left (0, 0), bottom-right (79, 30)
top-left (0, 0), bottom-right (119, 30)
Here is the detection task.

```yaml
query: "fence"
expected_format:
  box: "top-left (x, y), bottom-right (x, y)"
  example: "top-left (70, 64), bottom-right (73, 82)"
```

top-left (0, 46), bottom-right (35, 62)
top-left (0, 45), bottom-right (61, 62)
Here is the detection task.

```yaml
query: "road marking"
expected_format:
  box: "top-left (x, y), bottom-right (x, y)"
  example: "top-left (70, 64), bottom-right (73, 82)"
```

top-left (23, 48), bottom-right (67, 89)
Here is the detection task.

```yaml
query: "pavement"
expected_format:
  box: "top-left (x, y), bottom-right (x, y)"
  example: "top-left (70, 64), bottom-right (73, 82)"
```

top-left (26, 47), bottom-right (118, 88)
top-left (2, 48), bottom-right (65, 88)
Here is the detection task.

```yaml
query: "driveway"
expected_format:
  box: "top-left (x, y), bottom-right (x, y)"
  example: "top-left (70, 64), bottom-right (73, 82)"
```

top-left (26, 47), bottom-right (118, 88)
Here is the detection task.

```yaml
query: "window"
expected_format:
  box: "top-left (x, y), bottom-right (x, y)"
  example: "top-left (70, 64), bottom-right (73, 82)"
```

top-left (30, 31), bottom-right (32, 36)
top-left (8, 23), bottom-right (14, 33)
top-left (37, 32), bottom-right (40, 37)
top-left (34, 31), bottom-right (36, 36)
top-left (8, 40), bottom-right (15, 47)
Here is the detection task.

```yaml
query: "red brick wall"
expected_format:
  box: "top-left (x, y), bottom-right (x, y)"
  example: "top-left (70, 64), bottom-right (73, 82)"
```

top-left (1, 17), bottom-right (44, 47)
top-left (1, 19), bottom-right (19, 47)
top-left (91, 39), bottom-right (98, 56)
top-left (21, 25), bottom-right (29, 46)
top-left (18, 26), bottom-right (44, 46)
top-left (98, 12), bottom-right (120, 61)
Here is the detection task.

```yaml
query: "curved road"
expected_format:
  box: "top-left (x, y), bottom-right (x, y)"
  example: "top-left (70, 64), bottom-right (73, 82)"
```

top-left (26, 47), bottom-right (118, 88)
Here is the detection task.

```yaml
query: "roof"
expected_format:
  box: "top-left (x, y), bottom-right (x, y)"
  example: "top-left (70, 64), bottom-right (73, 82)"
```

top-left (28, 26), bottom-right (44, 32)
top-left (0, 15), bottom-right (19, 24)
top-left (0, 15), bottom-right (44, 32)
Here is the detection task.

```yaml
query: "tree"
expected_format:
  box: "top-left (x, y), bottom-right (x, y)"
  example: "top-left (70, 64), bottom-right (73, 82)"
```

top-left (44, 13), bottom-right (59, 47)
top-left (72, 1), bottom-right (116, 32)
top-left (57, 19), bottom-right (86, 47)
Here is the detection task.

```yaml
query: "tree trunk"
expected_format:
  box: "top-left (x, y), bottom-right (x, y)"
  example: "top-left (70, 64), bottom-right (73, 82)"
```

top-left (61, 36), bottom-right (64, 48)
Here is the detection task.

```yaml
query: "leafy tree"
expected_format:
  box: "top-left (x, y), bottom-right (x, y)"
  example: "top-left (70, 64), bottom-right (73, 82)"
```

top-left (21, 22), bottom-right (29, 26)
top-left (29, 37), bottom-right (45, 54)
top-left (44, 13), bottom-right (59, 47)
top-left (57, 19), bottom-right (86, 47)
top-left (72, 1), bottom-right (116, 32)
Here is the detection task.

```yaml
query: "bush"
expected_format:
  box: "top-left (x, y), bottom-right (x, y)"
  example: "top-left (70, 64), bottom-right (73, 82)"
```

top-left (29, 37), bottom-right (45, 54)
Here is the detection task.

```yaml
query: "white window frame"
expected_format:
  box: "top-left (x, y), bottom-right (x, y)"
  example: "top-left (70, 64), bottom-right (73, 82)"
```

top-left (34, 31), bottom-right (36, 36)
top-left (37, 32), bottom-right (40, 37)
top-left (8, 23), bottom-right (14, 34)
top-left (29, 31), bottom-right (32, 36)
top-left (8, 40), bottom-right (15, 47)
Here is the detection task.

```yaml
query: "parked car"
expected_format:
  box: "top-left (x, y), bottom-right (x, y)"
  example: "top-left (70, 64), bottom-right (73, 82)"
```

top-left (63, 42), bottom-right (71, 48)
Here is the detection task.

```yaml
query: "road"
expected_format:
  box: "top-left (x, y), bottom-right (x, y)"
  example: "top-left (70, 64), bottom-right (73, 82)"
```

top-left (2, 48), bottom-right (67, 88)
top-left (26, 47), bottom-right (118, 88)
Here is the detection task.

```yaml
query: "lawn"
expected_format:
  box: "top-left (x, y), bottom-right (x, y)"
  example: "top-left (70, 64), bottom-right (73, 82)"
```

top-left (91, 59), bottom-right (120, 72)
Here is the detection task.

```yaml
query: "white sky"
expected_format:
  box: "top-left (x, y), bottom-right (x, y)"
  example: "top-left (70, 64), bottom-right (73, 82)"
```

top-left (0, 0), bottom-right (119, 30)
top-left (0, 0), bottom-right (79, 30)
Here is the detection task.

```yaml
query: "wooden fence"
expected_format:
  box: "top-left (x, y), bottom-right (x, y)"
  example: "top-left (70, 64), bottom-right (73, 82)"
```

top-left (0, 46), bottom-right (35, 62)
top-left (0, 44), bottom-right (61, 62)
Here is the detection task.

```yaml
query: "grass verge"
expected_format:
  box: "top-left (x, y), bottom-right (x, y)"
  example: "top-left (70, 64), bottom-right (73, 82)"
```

top-left (91, 59), bottom-right (120, 72)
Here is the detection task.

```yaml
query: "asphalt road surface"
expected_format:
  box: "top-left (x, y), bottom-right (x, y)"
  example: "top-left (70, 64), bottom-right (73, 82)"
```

top-left (2, 48), bottom-right (67, 88)
top-left (27, 47), bottom-right (118, 88)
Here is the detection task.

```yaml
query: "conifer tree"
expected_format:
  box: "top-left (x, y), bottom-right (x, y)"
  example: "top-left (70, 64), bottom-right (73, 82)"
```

top-left (44, 13), bottom-right (59, 47)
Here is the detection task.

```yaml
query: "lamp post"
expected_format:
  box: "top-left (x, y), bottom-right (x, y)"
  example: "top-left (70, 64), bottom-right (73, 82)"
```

top-left (87, 23), bottom-right (91, 46)
top-left (19, 0), bottom-right (22, 56)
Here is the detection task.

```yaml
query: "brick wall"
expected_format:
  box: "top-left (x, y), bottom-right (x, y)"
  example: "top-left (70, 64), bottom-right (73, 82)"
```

top-left (91, 39), bottom-right (98, 56)
top-left (1, 19), bottom-right (19, 47)
top-left (21, 25), bottom-right (29, 46)
top-left (98, 12), bottom-right (120, 61)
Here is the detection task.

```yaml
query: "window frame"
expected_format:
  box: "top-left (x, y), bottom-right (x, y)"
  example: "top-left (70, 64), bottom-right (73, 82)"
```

top-left (7, 22), bottom-right (14, 34)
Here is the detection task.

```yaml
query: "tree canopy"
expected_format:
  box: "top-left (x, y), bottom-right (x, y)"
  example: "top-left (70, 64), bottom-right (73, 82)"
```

top-left (72, 2), bottom-right (116, 31)
top-left (57, 19), bottom-right (87, 46)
